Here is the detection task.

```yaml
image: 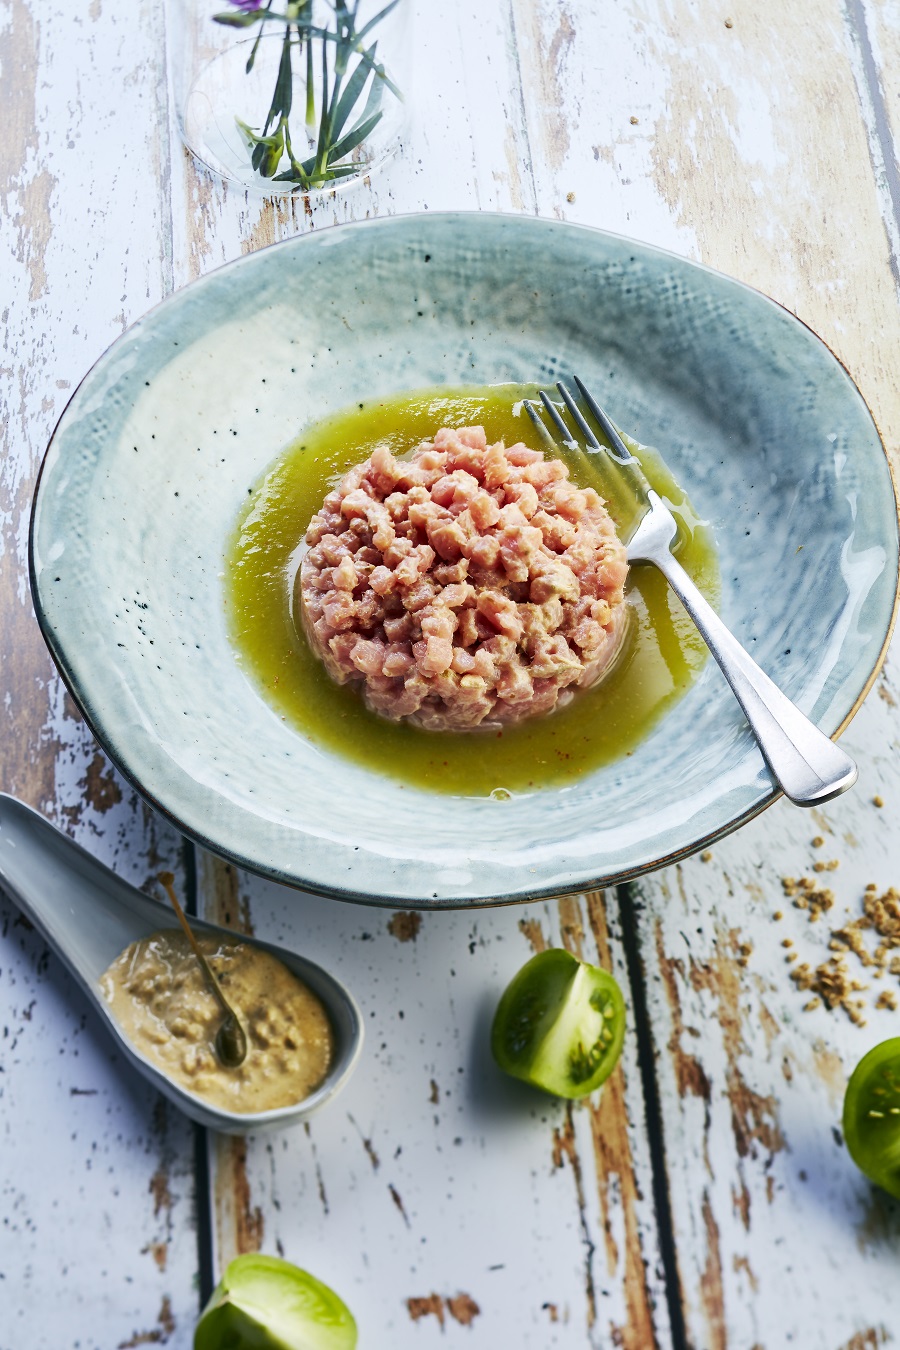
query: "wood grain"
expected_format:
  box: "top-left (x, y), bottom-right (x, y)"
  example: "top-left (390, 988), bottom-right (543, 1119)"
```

top-left (0, 1), bottom-right (198, 1344)
top-left (201, 879), bottom-right (670, 1347)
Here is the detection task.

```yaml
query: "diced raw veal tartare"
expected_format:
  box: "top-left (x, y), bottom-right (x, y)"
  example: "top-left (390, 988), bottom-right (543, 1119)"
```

top-left (297, 426), bottom-right (629, 731)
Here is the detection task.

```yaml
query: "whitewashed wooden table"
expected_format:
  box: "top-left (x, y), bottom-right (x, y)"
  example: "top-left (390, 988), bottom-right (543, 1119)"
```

top-left (3, 2), bottom-right (900, 1346)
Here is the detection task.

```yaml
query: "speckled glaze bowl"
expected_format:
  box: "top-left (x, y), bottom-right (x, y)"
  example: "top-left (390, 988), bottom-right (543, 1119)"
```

top-left (30, 214), bottom-right (899, 907)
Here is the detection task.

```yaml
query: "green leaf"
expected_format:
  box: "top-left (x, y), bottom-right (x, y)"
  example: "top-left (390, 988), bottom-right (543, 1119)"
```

top-left (271, 30), bottom-right (294, 119)
top-left (354, 0), bottom-right (401, 45)
top-left (319, 160), bottom-right (368, 178)
top-left (245, 0), bottom-right (275, 73)
top-left (352, 53), bottom-right (384, 127)
top-left (355, 50), bottom-right (402, 104)
top-left (288, 21), bottom-right (402, 96)
top-left (326, 109), bottom-right (382, 164)
top-left (329, 42), bottom-right (376, 142)
top-left (312, 30), bottom-right (331, 179)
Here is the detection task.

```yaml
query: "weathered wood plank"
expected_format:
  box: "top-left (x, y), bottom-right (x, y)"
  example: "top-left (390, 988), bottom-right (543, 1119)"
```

top-left (583, 0), bottom-right (900, 1341)
top-left (0, 0), bottom-right (200, 1344)
top-left (6, 0), bottom-right (899, 1342)
top-left (511, 0), bottom-right (900, 457)
top-left (174, 4), bottom-right (673, 1341)
top-left (199, 856), bottom-right (670, 1347)
top-left (633, 644), bottom-right (900, 1348)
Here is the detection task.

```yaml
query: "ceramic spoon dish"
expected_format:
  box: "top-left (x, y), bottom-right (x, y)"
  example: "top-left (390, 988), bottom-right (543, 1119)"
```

top-left (0, 794), bottom-right (364, 1133)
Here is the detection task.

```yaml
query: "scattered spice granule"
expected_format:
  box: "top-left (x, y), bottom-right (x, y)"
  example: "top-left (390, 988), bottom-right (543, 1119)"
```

top-left (700, 850), bottom-right (713, 863)
top-left (812, 836), bottom-right (825, 848)
top-left (773, 910), bottom-right (783, 921)
top-left (724, 16), bottom-right (734, 27)
top-left (782, 875), bottom-right (835, 922)
top-left (790, 955), bottom-right (869, 1025)
top-left (873, 795), bottom-right (884, 808)
top-left (779, 879), bottom-right (900, 1019)
top-left (566, 192), bottom-right (576, 203)
top-left (813, 859), bottom-right (840, 873)
top-left (803, 998), bottom-right (820, 1012)
top-left (830, 924), bottom-right (873, 967)
top-left (630, 115), bottom-right (639, 125)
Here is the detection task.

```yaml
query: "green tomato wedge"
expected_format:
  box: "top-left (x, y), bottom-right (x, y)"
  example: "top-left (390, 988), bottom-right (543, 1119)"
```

top-left (491, 948), bottom-right (626, 1098)
top-left (843, 1036), bottom-right (900, 1201)
top-left (194, 1254), bottom-right (357, 1350)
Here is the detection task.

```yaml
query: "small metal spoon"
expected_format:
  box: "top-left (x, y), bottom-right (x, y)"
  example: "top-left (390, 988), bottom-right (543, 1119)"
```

top-left (157, 869), bottom-right (248, 1069)
top-left (0, 793), bottom-right (363, 1133)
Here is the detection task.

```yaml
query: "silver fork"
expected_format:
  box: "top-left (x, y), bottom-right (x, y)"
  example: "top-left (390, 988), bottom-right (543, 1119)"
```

top-left (524, 377), bottom-right (857, 807)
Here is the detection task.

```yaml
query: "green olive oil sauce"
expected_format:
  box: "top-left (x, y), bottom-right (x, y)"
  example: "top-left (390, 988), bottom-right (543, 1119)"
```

top-left (226, 386), bottom-right (719, 796)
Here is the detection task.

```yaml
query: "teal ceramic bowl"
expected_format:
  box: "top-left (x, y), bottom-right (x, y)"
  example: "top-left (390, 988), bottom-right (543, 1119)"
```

top-left (30, 214), bottom-right (899, 907)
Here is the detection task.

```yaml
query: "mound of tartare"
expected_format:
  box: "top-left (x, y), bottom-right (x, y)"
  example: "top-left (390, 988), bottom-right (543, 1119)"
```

top-left (297, 426), bottom-right (629, 731)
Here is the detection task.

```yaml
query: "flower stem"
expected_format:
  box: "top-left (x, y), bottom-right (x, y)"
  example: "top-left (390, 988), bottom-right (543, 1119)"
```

top-left (305, 31), bottom-right (315, 130)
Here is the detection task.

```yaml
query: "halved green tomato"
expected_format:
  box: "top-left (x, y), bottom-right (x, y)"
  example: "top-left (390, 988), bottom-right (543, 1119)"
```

top-left (842, 1036), bottom-right (900, 1201)
top-left (194, 1254), bottom-right (357, 1350)
top-left (491, 948), bottom-right (626, 1098)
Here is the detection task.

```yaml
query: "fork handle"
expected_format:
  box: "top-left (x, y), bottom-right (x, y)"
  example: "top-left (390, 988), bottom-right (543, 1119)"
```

top-left (652, 551), bottom-right (858, 806)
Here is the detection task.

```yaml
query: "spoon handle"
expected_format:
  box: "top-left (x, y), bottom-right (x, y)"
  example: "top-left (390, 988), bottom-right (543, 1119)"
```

top-left (159, 872), bottom-right (232, 1018)
top-left (653, 548), bottom-right (858, 806)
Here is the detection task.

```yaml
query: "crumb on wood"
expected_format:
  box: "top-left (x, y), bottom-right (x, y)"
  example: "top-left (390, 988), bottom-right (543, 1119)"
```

top-left (781, 875), bottom-right (835, 921)
top-left (447, 1294), bottom-right (481, 1327)
top-left (790, 955), bottom-right (868, 1024)
top-left (782, 882), bottom-right (899, 1020)
top-left (388, 911), bottom-right (422, 942)
top-left (407, 1295), bottom-right (444, 1327)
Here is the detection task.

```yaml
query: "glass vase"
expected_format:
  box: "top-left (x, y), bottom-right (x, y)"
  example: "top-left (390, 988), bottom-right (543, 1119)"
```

top-left (167, 0), bottom-right (410, 198)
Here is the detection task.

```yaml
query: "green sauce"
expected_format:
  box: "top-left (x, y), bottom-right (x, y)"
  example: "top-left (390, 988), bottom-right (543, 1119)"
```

top-left (225, 386), bottom-right (719, 796)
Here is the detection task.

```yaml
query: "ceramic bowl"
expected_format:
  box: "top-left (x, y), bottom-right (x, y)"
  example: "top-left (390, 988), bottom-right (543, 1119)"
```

top-left (30, 214), bottom-right (899, 907)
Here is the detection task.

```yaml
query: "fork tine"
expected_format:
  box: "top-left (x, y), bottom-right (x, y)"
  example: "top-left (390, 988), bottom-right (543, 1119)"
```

top-left (555, 381), bottom-right (601, 449)
top-left (523, 399), bottom-right (559, 451)
top-left (573, 375), bottom-right (633, 462)
top-left (538, 390), bottom-right (577, 445)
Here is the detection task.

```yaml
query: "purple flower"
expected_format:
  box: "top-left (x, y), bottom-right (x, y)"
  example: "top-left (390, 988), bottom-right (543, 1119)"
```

top-left (228, 0), bottom-right (263, 9)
